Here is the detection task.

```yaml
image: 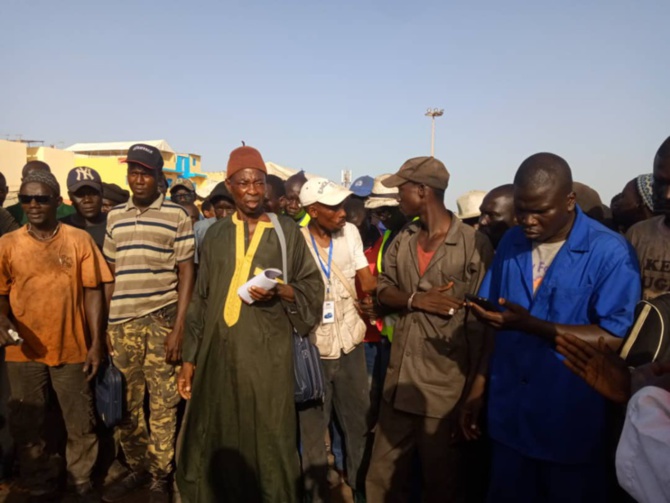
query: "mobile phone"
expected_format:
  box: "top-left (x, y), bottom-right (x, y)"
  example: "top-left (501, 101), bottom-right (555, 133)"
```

top-left (465, 294), bottom-right (501, 312)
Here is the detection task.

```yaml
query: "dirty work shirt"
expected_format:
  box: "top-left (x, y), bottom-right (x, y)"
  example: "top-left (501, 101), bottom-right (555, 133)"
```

top-left (626, 215), bottom-right (670, 300)
top-left (177, 213), bottom-right (323, 503)
top-left (103, 194), bottom-right (194, 324)
top-left (0, 225), bottom-right (112, 365)
top-left (479, 206), bottom-right (641, 463)
top-left (378, 216), bottom-right (493, 418)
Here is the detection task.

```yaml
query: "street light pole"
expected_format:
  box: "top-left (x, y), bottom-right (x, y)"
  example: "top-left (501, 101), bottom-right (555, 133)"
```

top-left (425, 108), bottom-right (444, 156)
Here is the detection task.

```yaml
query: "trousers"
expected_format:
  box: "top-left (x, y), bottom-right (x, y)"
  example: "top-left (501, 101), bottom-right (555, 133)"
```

top-left (7, 361), bottom-right (98, 491)
top-left (108, 305), bottom-right (181, 478)
top-left (366, 399), bottom-right (463, 503)
top-left (298, 345), bottom-right (371, 502)
top-left (486, 440), bottom-right (607, 503)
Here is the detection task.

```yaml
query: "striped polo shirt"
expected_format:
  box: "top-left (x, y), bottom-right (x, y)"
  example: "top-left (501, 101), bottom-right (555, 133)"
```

top-left (103, 194), bottom-right (195, 324)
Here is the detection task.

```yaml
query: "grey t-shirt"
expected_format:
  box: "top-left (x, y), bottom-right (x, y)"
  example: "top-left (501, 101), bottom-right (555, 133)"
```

top-left (532, 240), bottom-right (566, 294)
top-left (626, 215), bottom-right (670, 300)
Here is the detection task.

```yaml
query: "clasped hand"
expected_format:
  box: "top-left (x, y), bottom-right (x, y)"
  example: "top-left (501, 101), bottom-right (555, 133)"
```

top-left (248, 285), bottom-right (277, 303)
top-left (412, 282), bottom-right (463, 318)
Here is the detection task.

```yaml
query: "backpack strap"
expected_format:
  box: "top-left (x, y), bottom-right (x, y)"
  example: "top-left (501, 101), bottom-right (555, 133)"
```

top-left (619, 301), bottom-right (663, 362)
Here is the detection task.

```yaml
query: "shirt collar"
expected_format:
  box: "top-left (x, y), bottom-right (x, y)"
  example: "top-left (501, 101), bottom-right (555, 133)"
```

top-left (124, 193), bottom-right (165, 212)
top-left (565, 205), bottom-right (590, 252)
top-left (406, 210), bottom-right (462, 245)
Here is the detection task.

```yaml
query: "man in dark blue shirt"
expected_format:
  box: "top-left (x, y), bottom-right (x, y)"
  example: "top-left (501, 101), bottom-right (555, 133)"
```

top-left (465, 153), bottom-right (641, 503)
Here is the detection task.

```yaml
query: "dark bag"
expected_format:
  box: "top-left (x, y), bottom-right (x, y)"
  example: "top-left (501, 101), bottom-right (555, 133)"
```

top-left (292, 330), bottom-right (327, 403)
top-left (619, 293), bottom-right (670, 367)
top-left (95, 356), bottom-right (124, 428)
top-left (267, 213), bottom-right (326, 404)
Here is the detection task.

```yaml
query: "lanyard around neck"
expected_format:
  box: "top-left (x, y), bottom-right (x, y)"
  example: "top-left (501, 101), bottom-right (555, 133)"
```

top-left (310, 232), bottom-right (333, 281)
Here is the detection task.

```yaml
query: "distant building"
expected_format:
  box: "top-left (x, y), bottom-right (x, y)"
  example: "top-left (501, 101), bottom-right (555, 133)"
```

top-left (65, 139), bottom-right (207, 190)
top-left (0, 138), bottom-right (208, 205)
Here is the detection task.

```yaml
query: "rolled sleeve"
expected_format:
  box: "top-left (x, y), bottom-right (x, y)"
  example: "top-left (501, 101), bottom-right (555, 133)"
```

top-left (81, 235), bottom-right (114, 288)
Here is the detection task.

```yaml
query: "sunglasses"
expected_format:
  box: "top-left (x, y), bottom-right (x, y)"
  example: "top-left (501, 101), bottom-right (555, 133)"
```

top-left (172, 193), bottom-right (195, 202)
top-left (19, 194), bottom-right (53, 205)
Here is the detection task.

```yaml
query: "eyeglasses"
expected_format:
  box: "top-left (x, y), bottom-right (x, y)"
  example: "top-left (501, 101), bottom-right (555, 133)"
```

top-left (19, 194), bottom-right (53, 205)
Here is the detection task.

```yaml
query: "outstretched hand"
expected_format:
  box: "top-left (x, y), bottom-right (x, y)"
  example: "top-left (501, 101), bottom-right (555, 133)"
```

top-left (555, 333), bottom-right (631, 404)
top-left (468, 298), bottom-right (530, 331)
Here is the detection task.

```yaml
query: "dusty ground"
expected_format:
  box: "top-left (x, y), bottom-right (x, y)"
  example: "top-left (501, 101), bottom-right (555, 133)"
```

top-left (0, 468), bottom-right (355, 502)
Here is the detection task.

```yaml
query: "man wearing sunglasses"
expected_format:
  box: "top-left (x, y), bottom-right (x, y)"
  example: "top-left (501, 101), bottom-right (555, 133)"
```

top-left (0, 170), bottom-right (112, 501)
top-left (6, 161), bottom-right (76, 225)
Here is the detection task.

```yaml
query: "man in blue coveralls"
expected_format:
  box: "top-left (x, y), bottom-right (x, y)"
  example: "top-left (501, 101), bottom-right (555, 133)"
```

top-left (464, 153), bottom-right (641, 502)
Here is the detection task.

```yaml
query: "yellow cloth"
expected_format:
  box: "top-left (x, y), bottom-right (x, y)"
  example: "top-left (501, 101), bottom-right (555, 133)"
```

top-left (223, 214), bottom-right (273, 327)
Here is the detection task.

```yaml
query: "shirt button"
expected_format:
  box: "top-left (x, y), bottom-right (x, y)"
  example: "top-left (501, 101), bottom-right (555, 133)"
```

top-left (521, 378), bottom-right (528, 385)
top-left (405, 352), bottom-right (411, 357)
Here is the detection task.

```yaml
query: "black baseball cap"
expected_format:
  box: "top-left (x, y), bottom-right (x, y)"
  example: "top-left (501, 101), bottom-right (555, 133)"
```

top-left (122, 143), bottom-right (164, 172)
top-left (67, 166), bottom-right (102, 193)
top-left (383, 156), bottom-right (450, 191)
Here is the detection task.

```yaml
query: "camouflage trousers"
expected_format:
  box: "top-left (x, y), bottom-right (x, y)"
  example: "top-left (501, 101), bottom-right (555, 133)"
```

top-left (108, 304), bottom-right (181, 478)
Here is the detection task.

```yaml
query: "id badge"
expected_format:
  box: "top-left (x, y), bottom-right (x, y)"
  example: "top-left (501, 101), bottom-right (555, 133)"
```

top-left (322, 301), bottom-right (335, 324)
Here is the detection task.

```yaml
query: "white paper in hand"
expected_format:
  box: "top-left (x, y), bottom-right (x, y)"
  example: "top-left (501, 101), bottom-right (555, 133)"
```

top-left (238, 268), bottom-right (283, 304)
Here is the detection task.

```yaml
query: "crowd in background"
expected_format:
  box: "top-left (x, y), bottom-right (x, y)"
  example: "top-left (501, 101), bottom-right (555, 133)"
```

top-left (0, 137), bottom-right (669, 503)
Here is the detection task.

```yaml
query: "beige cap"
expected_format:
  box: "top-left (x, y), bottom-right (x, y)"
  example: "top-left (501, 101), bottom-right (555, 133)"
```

top-left (456, 190), bottom-right (487, 220)
top-left (365, 174), bottom-right (400, 209)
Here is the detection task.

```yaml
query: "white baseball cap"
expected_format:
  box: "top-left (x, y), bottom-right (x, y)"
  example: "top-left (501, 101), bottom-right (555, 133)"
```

top-left (299, 178), bottom-right (352, 207)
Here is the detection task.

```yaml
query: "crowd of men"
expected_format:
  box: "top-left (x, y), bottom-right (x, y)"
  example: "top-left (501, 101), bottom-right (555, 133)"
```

top-left (0, 137), bottom-right (669, 503)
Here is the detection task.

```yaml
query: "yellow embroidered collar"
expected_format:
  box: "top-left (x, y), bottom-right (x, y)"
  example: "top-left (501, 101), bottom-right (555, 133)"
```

top-left (223, 214), bottom-right (273, 327)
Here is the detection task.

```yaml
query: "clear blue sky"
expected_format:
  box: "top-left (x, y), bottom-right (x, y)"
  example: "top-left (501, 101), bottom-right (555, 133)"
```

top-left (2, 0), bottom-right (669, 208)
